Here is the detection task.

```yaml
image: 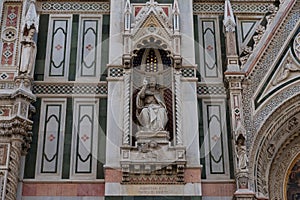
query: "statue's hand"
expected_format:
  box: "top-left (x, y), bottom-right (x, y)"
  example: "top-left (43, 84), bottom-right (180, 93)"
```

top-left (143, 78), bottom-right (148, 86)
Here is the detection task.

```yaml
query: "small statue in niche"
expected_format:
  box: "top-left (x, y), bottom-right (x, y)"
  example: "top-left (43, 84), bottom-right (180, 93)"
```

top-left (136, 77), bottom-right (168, 132)
top-left (236, 134), bottom-right (248, 171)
top-left (19, 26), bottom-right (36, 75)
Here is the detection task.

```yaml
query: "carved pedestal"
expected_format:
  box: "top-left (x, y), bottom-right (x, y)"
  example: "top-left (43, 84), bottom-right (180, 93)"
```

top-left (121, 131), bottom-right (186, 184)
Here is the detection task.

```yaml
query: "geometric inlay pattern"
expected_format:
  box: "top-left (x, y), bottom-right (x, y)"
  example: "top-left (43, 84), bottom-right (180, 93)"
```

top-left (33, 83), bottom-right (108, 95)
top-left (38, 2), bottom-right (110, 14)
top-left (193, 3), bottom-right (271, 14)
top-left (181, 68), bottom-right (196, 78)
top-left (197, 84), bottom-right (227, 96)
top-left (109, 68), bottom-right (124, 78)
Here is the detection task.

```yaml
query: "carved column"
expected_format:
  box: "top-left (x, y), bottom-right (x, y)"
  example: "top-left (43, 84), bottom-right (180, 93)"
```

top-left (225, 75), bottom-right (254, 198)
top-left (122, 72), bottom-right (131, 146)
top-left (224, 1), bottom-right (255, 199)
top-left (5, 127), bottom-right (30, 200)
top-left (174, 71), bottom-right (183, 145)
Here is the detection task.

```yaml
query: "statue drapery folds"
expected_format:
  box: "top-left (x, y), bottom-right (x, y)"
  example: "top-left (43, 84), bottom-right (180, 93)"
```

top-left (19, 27), bottom-right (36, 75)
top-left (136, 77), bottom-right (168, 132)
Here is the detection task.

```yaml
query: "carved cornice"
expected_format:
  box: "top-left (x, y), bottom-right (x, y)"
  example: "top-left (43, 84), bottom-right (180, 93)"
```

top-left (0, 116), bottom-right (33, 154)
top-left (0, 116), bottom-right (32, 136)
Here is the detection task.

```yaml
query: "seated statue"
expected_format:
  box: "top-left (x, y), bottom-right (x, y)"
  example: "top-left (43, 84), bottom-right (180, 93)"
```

top-left (136, 77), bottom-right (168, 132)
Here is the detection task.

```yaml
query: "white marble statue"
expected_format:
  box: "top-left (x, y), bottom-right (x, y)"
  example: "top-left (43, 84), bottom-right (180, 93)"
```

top-left (236, 136), bottom-right (248, 170)
top-left (19, 27), bottom-right (36, 75)
top-left (136, 77), bottom-right (168, 132)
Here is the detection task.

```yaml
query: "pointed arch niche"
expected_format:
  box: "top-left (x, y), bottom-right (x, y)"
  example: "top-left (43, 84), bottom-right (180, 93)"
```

top-left (131, 46), bottom-right (174, 145)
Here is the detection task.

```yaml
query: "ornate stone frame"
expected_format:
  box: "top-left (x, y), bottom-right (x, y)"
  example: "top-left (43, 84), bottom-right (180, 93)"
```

top-left (248, 94), bottom-right (300, 198)
top-left (269, 133), bottom-right (300, 200)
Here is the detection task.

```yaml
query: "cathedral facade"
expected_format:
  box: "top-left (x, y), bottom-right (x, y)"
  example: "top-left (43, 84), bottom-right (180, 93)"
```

top-left (0, 0), bottom-right (299, 199)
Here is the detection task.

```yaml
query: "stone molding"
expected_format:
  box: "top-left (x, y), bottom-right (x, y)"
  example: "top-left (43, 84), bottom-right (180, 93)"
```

top-left (248, 95), bottom-right (300, 198)
top-left (269, 132), bottom-right (300, 199)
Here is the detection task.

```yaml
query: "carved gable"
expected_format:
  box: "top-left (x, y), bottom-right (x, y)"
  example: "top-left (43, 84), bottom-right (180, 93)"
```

top-left (132, 13), bottom-right (172, 50)
top-left (253, 26), bottom-right (300, 109)
top-left (130, 2), bottom-right (173, 51)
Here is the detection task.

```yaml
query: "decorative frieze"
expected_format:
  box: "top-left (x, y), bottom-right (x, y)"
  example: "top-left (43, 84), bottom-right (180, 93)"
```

top-left (197, 84), bottom-right (227, 96)
top-left (36, 2), bottom-right (110, 14)
top-left (32, 82), bottom-right (108, 96)
top-left (193, 2), bottom-right (272, 15)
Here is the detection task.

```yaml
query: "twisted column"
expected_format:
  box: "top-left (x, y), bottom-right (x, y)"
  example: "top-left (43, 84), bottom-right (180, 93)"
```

top-left (123, 72), bottom-right (131, 145)
top-left (175, 72), bottom-right (183, 145)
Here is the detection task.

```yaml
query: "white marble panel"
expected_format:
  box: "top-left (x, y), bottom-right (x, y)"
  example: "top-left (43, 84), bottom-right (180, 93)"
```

top-left (44, 15), bottom-right (72, 81)
top-left (36, 99), bottom-right (66, 179)
top-left (181, 81), bottom-right (201, 167)
top-left (178, 0), bottom-right (195, 66)
top-left (77, 16), bottom-right (102, 80)
top-left (70, 99), bottom-right (99, 179)
top-left (108, 0), bottom-right (124, 65)
top-left (105, 81), bottom-right (123, 168)
top-left (202, 100), bottom-right (230, 179)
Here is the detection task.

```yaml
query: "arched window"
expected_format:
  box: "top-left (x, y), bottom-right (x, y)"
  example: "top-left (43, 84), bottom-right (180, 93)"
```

top-left (145, 49), bottom-right (158, 72)
top-left (133, 48), bottom-right (171, 71)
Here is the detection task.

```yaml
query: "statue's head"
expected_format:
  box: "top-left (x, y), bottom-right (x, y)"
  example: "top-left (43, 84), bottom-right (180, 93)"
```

top-left (236, 134), bottom-right (245, 146)
top-left (24, 25), bottom-right (36, 38)
top-left (28, 27), bottom-right (36, 36)
top-left (149, 76), bottom-right (157, 88)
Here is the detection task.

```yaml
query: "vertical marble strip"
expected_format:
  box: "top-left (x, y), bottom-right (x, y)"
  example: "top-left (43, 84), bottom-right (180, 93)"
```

top-left (175, 72), bottom-right (183, 145)
top-left (1, 4), bottom-right (22, 67)
top-left (122, 73), bottom-right (130, 145)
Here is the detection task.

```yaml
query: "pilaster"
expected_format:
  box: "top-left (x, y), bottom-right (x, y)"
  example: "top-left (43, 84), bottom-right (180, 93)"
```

top-left (224, 0), bottom-right (255, 199)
